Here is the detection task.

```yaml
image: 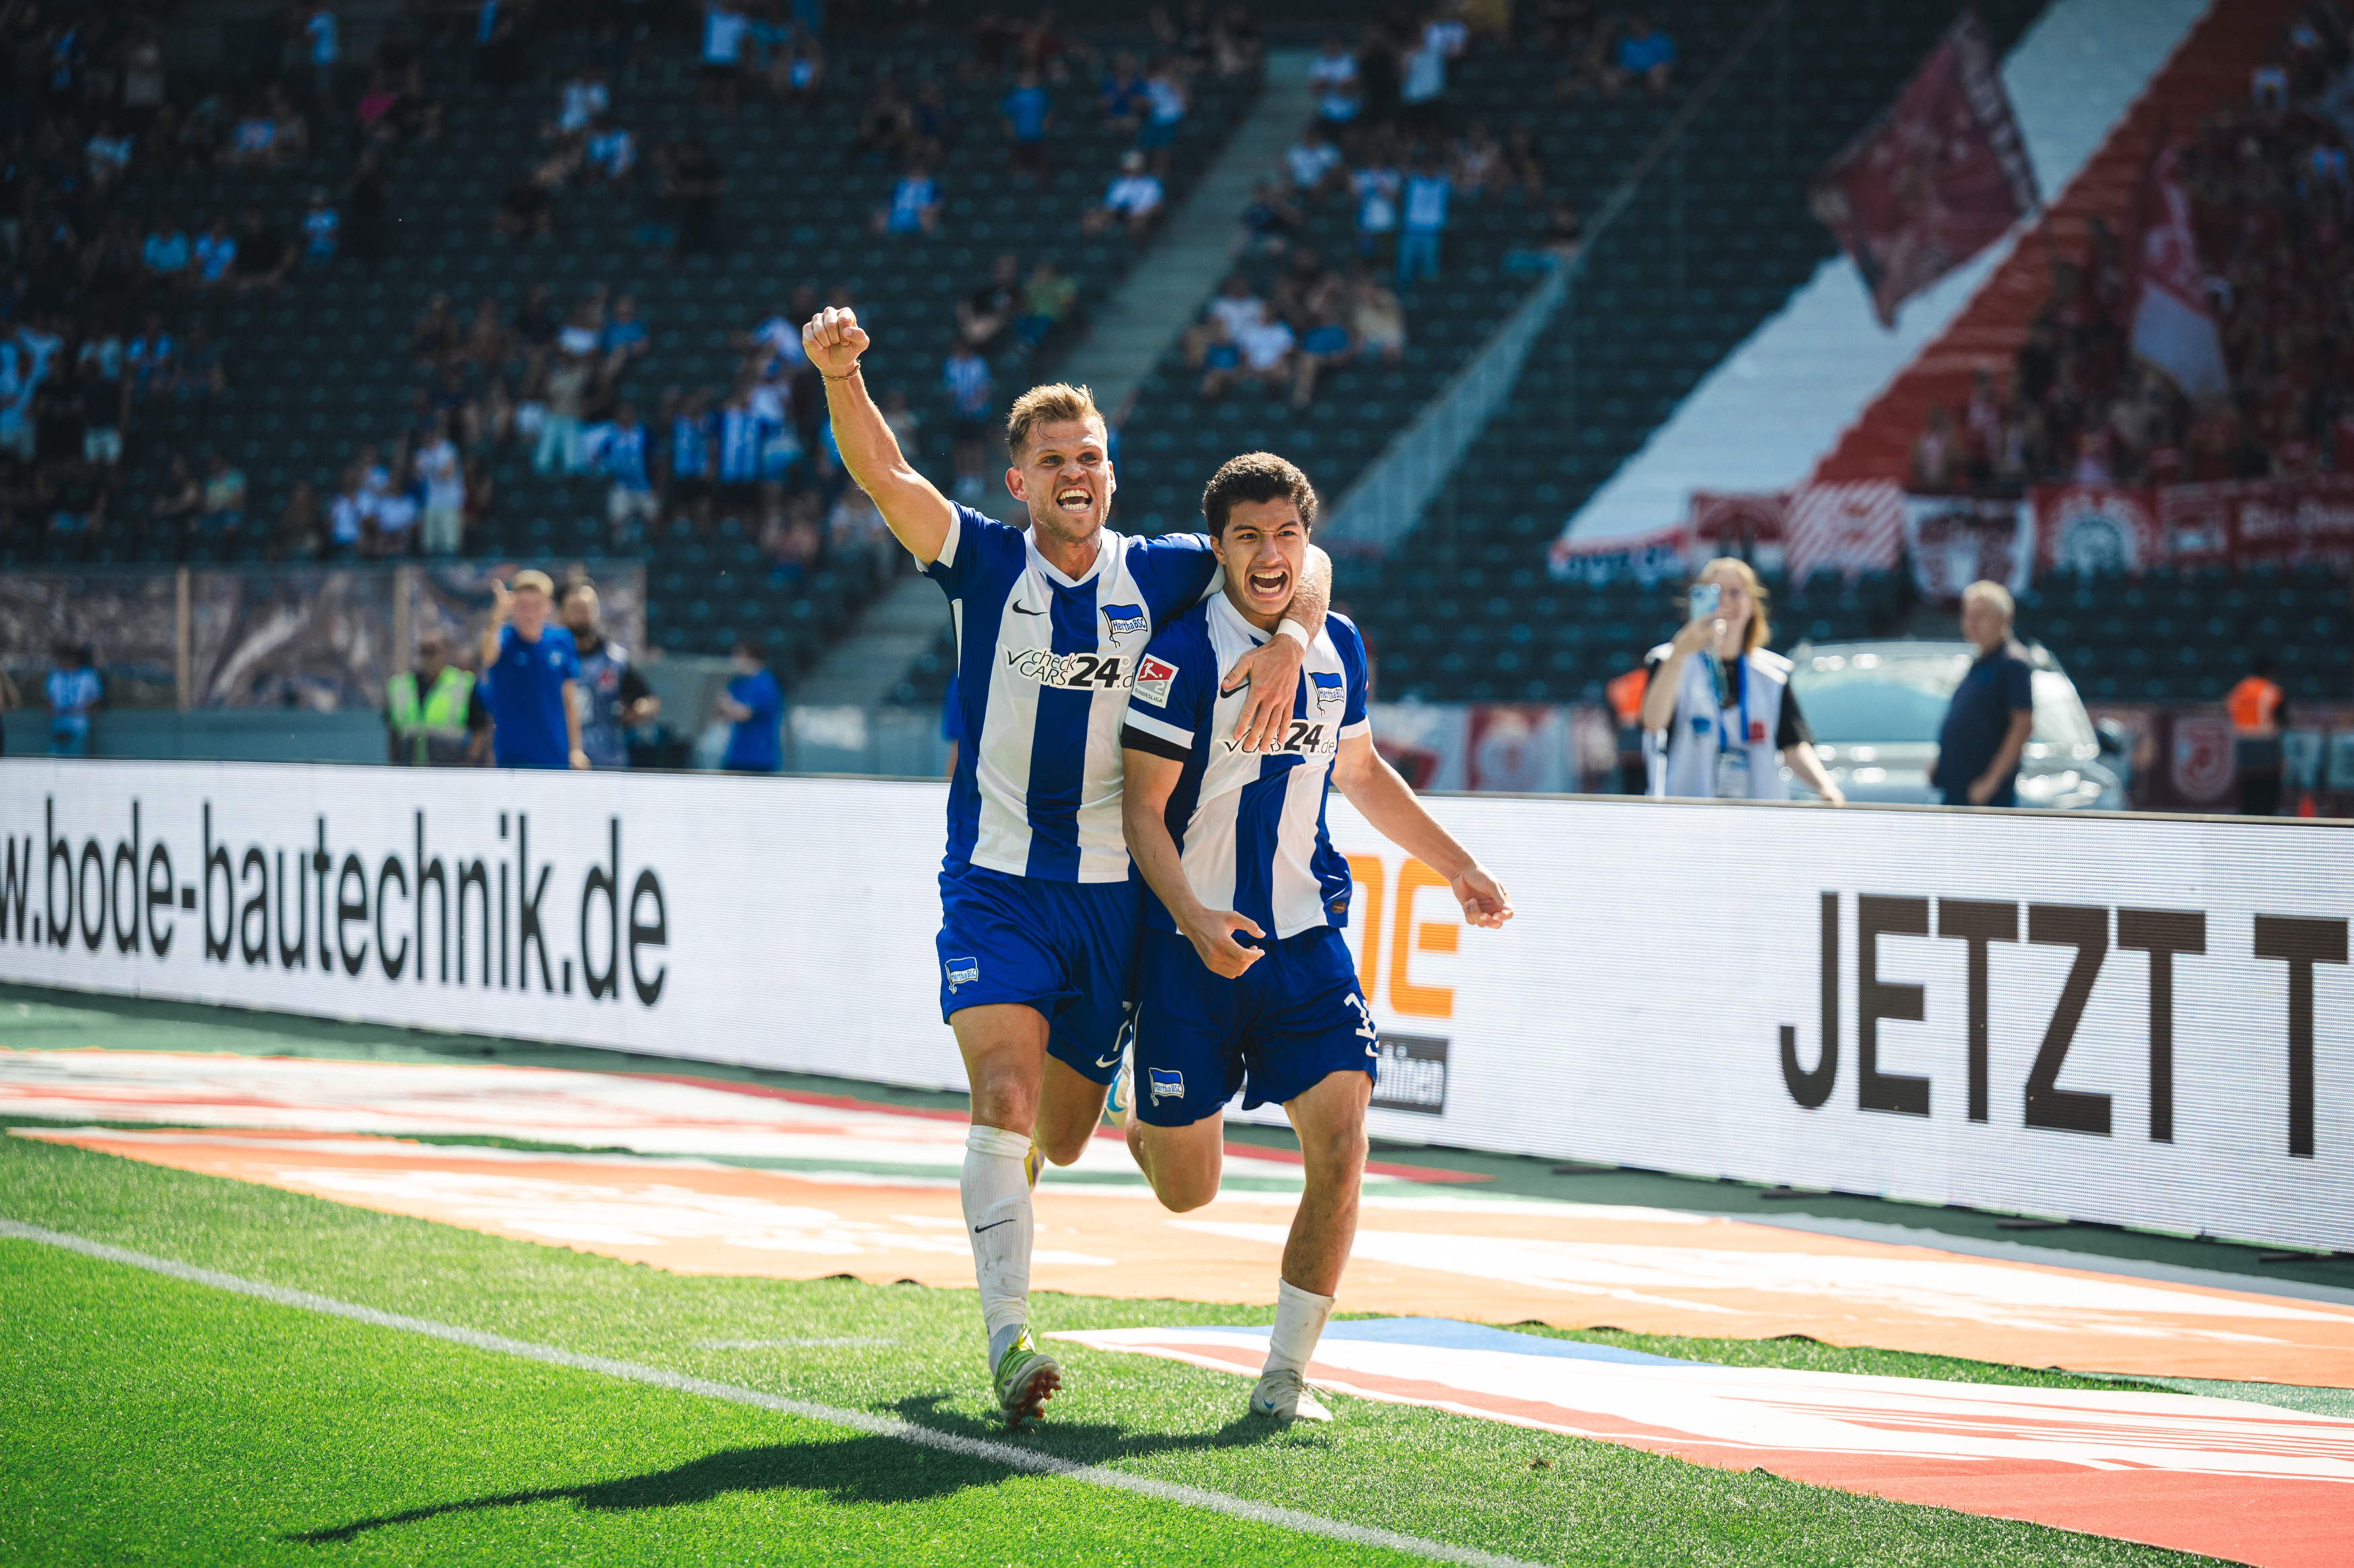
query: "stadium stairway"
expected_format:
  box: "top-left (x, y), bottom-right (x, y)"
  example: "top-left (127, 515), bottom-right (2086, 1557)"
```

top-left (788, 570), bottom-right (951, 708)
top-left (1056, 48), bottom-right (1319, 440)
top-left (1336, 0), bottom-right (2066, 703)
top-left (1551, 0), bottom-right (2209, 545)
top-left (1813, 0), bottom-right (2307, 480)
top-left (881, 6), bottom-right (1837, 715)
top-left (1098, 9), bottom-right (1763, 545)
top-left (824, 50), bottom-right (1320, 703)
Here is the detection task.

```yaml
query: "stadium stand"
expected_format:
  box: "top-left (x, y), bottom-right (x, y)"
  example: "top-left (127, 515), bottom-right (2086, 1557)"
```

top-left (1547, 0), bottom-right (2215, 568)
top-left (1327, 0), bottom-right (2057, 702)
top-left (895, 4), bottom-right (1761, 713)
top-left (1102, 15), bottom-right (1736, 541)
top-left (9, 1), bottom-right (2347, 732)
top-left (1, 5), bottom-right (1257, 689)
top-left (1809, 0), bottom-right (2354, 703)
top-left (2020, 561), bottom-right (2349, 704)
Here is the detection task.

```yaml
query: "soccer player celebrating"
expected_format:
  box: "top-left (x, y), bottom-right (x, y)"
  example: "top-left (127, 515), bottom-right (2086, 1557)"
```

top-left (802, 309), bottom-right (1334, 1426)
top-left (1117, 453), bottom-right (1511, 1424)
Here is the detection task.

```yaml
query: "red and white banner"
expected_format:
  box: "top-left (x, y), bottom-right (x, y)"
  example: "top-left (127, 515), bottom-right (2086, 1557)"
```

top-left (2128, 142), bottom-right (2230, 401)
top-left (1668, 484), bottom-right (1901, 586)
top-left (1902, 493), bottom-right (2033, 601)
top-left (1369, 703), bottom-right (1605, 794)
top-left (2033, 484), bottom-right (2165, 575)
top-left (1809, 11), bottom-right (2039, 328)
top-left (1687, 490), bottom-right (1789, 576)
top-left (1786, 479), bottom-right (1905, 581)
top-left (2125, 478), bottom-right (2354, 574)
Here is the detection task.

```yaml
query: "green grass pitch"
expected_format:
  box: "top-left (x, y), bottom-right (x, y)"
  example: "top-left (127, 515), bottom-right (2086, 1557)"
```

top-left (0, 1131), bottom-right (2230, 1567)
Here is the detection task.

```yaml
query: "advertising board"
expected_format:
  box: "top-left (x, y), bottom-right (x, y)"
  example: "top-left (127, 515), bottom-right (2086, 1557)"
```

top-left (3, 760), bottom-right (2345, 1252)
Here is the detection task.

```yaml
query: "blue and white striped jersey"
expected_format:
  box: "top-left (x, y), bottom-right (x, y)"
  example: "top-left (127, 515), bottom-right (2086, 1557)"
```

top-left (927, 504), bottom-right (1220, 881)
top-left (1118, 594), bottom-right (1371, 940)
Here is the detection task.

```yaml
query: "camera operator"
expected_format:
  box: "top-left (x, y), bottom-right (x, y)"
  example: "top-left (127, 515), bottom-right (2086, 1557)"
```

top-left (1639, 557), bottom-right (1843, 805)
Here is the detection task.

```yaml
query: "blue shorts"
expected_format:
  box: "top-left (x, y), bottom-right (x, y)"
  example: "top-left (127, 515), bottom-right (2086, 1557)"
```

top-left (936, 863), bottom-right (1141, 1086)
top-left (1131, 925), bottom-right (1377, 1127)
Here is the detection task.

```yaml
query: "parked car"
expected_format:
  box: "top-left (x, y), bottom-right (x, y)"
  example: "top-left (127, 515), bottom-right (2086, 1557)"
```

top-left (1785, 640), bottom-right (2130, 809)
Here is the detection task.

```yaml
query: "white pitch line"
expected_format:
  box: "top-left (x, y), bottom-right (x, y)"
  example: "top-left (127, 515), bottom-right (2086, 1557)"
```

top-left (1, 1217), bottom-right (1543, 1568)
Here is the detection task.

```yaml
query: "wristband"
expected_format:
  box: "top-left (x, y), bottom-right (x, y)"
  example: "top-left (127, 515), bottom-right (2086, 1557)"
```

top-left (821, 364), bottom-right (861, 382)
top-left (1275, 619), bottom-right (1311, 649)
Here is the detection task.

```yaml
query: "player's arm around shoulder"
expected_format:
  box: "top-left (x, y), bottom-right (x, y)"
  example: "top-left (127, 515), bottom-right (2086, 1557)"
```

top-left (804, 305), bottom-right (956, 565)
top-left (1219, 543), bottom-right (1336, 752)
top-left (1332, 728), bottom-right (1513, 932)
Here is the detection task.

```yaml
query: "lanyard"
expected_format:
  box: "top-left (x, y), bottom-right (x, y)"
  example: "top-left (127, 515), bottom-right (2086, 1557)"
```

top-left (1708, 652), bottom-right (1747, 754)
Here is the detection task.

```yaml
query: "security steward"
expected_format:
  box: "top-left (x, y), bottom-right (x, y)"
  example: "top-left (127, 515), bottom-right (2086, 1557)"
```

top-left (2226, 656), bottom-right (2288, 817)
top-left (386, 629), bottom-right (490, 767)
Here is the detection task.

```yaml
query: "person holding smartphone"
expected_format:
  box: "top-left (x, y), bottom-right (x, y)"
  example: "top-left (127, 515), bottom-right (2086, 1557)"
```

top-left (1638, 557), bottom-right (1843, 804)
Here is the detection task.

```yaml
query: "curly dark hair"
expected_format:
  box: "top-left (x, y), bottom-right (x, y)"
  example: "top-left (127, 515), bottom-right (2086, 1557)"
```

top-left (1199, 451), bottom-right (1318, 539)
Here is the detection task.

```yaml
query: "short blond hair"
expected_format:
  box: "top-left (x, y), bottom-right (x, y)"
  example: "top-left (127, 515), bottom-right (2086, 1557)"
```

top-left (1693, 557), bottom-right (1773, 654)
top-left (1005, 383), bottom-right (1104, 459)
top-left (510, 569), bottom-right (555, 596)
top-left (1961, 580), bottom-right (2015, 620)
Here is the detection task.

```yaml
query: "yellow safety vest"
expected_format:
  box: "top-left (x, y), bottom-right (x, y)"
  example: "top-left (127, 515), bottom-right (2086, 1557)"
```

top-left (387, 667), bottom-right (475, 766)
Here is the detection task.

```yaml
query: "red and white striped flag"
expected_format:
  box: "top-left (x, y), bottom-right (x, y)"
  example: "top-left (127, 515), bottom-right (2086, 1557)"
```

top-left (1784, 479), bottom-right (1905, 582)
top-left (2128, 141), bottom-right (2229, 401)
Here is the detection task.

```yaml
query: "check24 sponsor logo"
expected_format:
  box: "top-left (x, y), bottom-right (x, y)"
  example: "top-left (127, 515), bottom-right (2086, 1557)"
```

top-left (1003, 648), bottom-right (1131, 690)
top-left (1218, 720), bottom-right (1334, 757)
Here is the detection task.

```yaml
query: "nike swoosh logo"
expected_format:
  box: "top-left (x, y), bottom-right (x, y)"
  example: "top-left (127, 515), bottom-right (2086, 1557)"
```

top-left (1094, 1054), bottom-right (1121, 1068)
top-left (1010, 603), bottom-right (1045, 615)
top-left (973, 1218), bottom-right (1016, 1234)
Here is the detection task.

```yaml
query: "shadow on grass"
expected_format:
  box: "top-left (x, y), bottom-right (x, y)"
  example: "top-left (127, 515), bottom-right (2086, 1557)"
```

top-left (884, 1390), bottom-right (1305, 1466)
top-left (291, 1401), bottom-right (1295, 1544)
top-left (288, 1434), bottom-right (1002, 1542)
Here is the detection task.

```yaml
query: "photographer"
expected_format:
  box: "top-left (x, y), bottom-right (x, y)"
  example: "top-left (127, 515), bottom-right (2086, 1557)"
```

top-left (1639, 558), bottom-right (1843, 804)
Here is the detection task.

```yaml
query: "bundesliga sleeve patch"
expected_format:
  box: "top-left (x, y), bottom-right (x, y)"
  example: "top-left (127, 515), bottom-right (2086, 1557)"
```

top-left (1131, 654), bottom-right (1178, 707)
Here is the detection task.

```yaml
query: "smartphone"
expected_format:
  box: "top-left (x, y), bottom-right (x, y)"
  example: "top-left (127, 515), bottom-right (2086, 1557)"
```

top-left (1688, 582), bottom-right (1721, 621)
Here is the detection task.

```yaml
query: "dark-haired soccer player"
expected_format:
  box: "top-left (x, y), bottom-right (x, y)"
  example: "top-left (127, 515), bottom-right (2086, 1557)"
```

top-left (1118, 452), bottom-right (1512, 1423)
top-left (804, 309), bottom-right (1335, 1426)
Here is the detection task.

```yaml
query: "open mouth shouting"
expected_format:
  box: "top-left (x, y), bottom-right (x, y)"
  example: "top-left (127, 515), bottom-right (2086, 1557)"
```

top-left (1242, 563), bottom-right (1291, 611)
top-left (1053, 481), bottom-right (1095, 517)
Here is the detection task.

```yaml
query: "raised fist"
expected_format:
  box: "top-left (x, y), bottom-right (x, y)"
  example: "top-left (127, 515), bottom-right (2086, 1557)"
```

top-left (804, 305), bottom-right (868, 378)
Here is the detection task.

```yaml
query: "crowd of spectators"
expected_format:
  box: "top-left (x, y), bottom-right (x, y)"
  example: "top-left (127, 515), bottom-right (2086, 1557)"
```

top-left (843, 0), bottom-right (1257, 258)
top-left (0, 1), bottom-right (469, 562)
top-left (1912, 6), bottom-right (2354, 494)
top-left (0, 0), bottom-right (1598, 573)
top-left (1531, 3), bottom-right (1680, 102)
top-left (488, 36), bottom-right (724, 260)
top-left (1164, 2), bottom-right (1589, 409)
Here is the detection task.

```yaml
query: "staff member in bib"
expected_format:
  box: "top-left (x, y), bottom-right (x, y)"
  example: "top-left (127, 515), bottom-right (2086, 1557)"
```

top-left (1640, 557), bottom-right (1842, 804)
top-left (385, 629), bottom-right (490, 766)
top-left (2226, 654), bottom-right (2287, 816)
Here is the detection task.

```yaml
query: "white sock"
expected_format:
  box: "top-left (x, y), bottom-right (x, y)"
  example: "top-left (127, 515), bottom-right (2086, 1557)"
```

top-left (1263, 1277), bottom-right (1336, 1377)
top-left (962, 1124), bottom-right (1034, 1363)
